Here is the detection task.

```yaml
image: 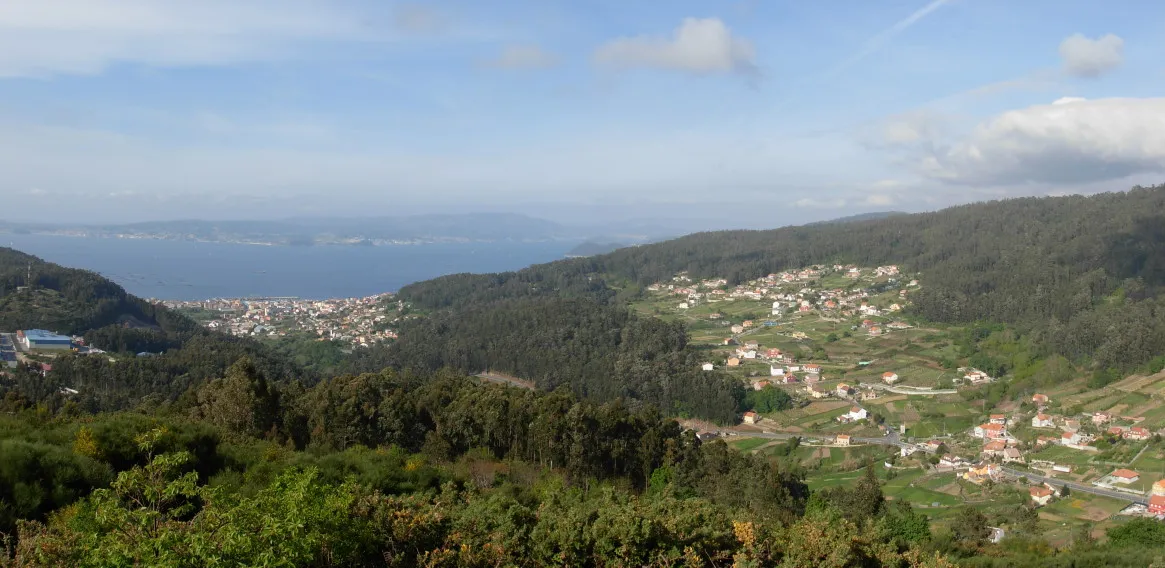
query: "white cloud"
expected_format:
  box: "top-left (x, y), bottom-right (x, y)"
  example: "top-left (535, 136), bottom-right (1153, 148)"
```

top-left (0, 0), bottom-right (467, 77)
top-left (391, 4), bottom-right (448, 34)
top-left (865, 194), bottom-right (895, 206)
top-left (1058, 33), bottom-right (1123, 78)
top-left (913, 97), bottom-right (1165, 185)
top-left (592, 18), bottom-right (755, 75)
top-left (794, 197), bottom-right (847, 209)
top-left (482, 45), bottom-right (558, 70)
top-left (878, 110), bottom-right (950, 146)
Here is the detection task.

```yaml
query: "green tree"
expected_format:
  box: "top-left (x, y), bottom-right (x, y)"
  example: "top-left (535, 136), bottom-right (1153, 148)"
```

top-left (1108, 518), bottom-right (1165, 548)
top-left (881, 501), bottom-right (932, 544)
top-left (951, 506), bottom-right (990, 544)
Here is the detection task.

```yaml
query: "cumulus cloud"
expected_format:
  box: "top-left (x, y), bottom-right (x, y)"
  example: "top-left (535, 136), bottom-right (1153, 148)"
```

top-left (482, 45), bottom-right (558, 70)
top-left (914, 97), bottom-right (1165, 185)
top-left (1059, 33), bottom-right (1123, 78)
top-left (593, 18), bottom-right (756, 75)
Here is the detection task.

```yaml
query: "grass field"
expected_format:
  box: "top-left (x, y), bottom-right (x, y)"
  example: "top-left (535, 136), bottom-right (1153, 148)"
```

top-left (728, 438), bottom-right (772, 452)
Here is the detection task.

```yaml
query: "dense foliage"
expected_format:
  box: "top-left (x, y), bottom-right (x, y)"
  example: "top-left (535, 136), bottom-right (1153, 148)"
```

top-left (0, 248), bottom-right (307, 412)
top-left (349, 299), bottom-right (744, 423)
top-left (398, 186), bottom-right (1165, 374)
top-left (5, 188), bottom-right (1165, 565)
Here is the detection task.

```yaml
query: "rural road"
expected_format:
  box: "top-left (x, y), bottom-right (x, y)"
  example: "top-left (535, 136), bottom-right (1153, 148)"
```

top-left (470, 371), bottom-right (1149, 505)
top-left (727, 429), bottom-right (1148, 504)
top-left (1001, 467), bottom-right (1148, 505)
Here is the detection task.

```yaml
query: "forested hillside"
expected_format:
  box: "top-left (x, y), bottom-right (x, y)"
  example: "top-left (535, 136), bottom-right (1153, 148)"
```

top-left (0, 248), bottom-right (305, 411)
top-left (350, 298), bottom-right (744, 422)
top-left (396, 186), bottom-right (1165, 375)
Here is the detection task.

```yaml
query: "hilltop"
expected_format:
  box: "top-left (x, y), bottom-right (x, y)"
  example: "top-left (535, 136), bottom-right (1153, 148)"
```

top-left (0, 247), bottom-right (303, 410)
top-left (394, 185), bottom-right (1165, 374)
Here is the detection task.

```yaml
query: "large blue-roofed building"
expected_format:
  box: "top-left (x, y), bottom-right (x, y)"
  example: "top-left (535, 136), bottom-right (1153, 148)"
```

top-left (18, 329), bottom-right (73, 351)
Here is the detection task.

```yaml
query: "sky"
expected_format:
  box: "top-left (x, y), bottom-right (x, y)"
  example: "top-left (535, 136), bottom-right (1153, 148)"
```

top-left (2, 0), bottom-right (1165, 227)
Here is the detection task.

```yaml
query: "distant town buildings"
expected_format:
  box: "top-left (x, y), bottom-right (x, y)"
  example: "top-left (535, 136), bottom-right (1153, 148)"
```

top-left (159, 293), bottom-right (397, 347)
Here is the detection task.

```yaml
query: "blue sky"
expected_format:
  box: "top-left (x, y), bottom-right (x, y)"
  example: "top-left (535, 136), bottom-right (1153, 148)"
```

top-left (2, 0), bottom-right (1164, 226)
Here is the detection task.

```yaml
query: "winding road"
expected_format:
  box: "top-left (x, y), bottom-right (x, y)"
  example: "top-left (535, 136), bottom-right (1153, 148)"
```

top-left (726, 428), bottom-right (1148, 504)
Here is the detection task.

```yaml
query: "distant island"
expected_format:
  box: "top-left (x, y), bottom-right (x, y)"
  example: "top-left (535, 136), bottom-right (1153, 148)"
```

top-left (0, 211), bottom-right (909, 249)
top-left (564, 241), bottom-right (629, 257)
top-left (0, 214), bottom-right (600, 248)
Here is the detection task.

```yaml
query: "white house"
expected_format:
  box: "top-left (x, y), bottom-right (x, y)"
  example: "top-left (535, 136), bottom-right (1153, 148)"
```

top-left (1111, 469), bottom-right (1140, 484)
top-left (882, 372), bottom-right (899, 384)
top-left (974, 423), bottom-right (1008, 439)
top-left (770, 366), bottom-right (784, 377)
top-left (845, 406), bottom-right (869, 421)
top-left (743, 411), bottom-right (759, 425)
top-left (701, 362), bottom-right (715, 371)
top-left (1030, 486), bottom-right (1055, 506)
top-left (1032, 414), bottom-right (1054, 428)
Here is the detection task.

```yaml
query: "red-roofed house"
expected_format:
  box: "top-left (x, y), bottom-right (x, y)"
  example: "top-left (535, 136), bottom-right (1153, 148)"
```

top-left (882, 372), bottom-right (899, 385)
top-left (742, 411), bottom-right (759, 425)
top-left (1032, 393), bottom-right (1049, 405)
top-left (1030, 486), bottom-right (1055, 506)
top-left (835, 434), bottom-right (851, 446)
top-left (1111, 469), bottom-right (1140, 484)
top-left (989, 414), bottom-right (1006, 425)
top-left (974, 423), bottom-right (1008, 439)
top-left (1151, 495), bottom-right (1165, 515)
top-left (1125, 427), bottom-right (1152, 441)
top-left (1032, 414), bottom-right (1054, 428)
top-left (982, 440), bottom-right (1006, 457)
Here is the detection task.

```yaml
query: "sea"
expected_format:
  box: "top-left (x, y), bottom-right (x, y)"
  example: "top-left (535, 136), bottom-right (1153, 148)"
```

top-left (2, 234), bottom-right (577, 301)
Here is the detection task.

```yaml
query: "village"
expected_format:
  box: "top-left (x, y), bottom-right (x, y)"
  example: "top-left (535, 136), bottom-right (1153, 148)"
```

top-left (639, 262), bottom-right (1165, 542)
top-left (158, 293), bottom-right (402, 347)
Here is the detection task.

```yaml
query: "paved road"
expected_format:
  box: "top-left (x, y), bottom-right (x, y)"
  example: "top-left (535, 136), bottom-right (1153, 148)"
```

top-left (864, 383), bottom-right (958, 396)
top-left (728, 429), bottom-right (1148, 504)
top-left (1000, 467), bottom-right (1148, 504)
top-left (724, 428), bottom-right (906, 448)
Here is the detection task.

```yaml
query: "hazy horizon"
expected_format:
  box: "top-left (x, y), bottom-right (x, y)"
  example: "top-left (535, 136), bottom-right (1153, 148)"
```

top-left (3, 0), bottom-right (1164, 225)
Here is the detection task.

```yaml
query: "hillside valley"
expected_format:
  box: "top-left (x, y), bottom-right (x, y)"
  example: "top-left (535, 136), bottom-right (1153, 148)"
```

top-left (2, 187), bottom-right (1165, 565)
